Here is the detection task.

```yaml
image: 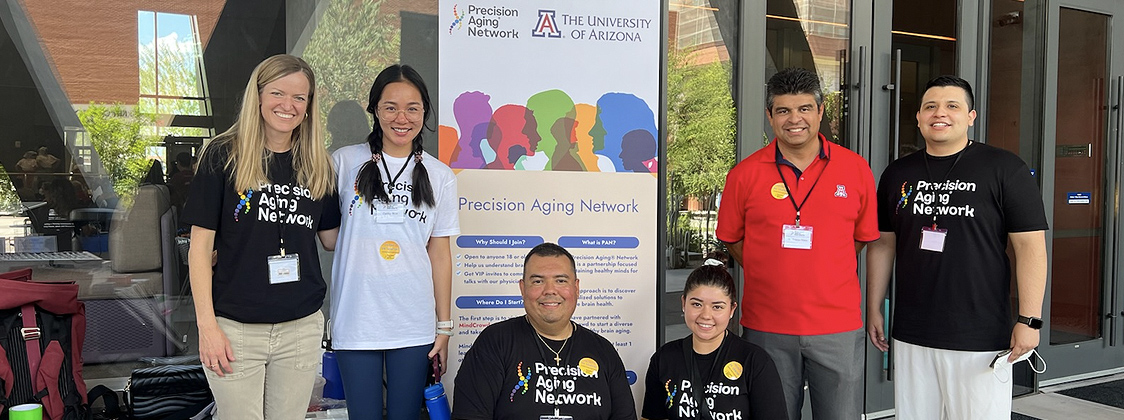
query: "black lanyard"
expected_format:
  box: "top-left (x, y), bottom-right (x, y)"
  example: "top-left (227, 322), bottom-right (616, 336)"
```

top-left (531, 319), bottom-right (575, 416)
top-left (379, 153), bottom-right (410, 199)
top-left (683, 332), bottom-right (728, 420)
top-left (922, 142), bottom-right (970, 228)
top-left (775, 155), bottom-right (828, 226)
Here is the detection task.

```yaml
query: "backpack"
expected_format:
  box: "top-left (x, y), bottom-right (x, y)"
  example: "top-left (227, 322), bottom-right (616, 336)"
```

top-left (0, 274), bottom-right (89, 420)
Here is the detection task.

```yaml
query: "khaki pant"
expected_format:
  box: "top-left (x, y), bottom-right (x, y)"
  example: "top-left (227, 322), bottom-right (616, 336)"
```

top-left (205, 311), bottom-right (324, 420)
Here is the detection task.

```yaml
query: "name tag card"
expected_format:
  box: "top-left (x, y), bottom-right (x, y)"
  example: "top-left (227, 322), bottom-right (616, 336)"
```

top-left (268, 254), bottom-right (300, 284)
top-left (920, 227), bottom-right (948, 252)
top-left (376, 203), bottom-right (405, 224)
top-left (781, 224), bottom-right (813, 249)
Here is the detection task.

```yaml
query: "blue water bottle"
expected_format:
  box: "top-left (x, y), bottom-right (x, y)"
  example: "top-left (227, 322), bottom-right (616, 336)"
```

top-left (424, 383), bottom-right (451, 420)
top-left (322, 351), bottom-right (346, 400)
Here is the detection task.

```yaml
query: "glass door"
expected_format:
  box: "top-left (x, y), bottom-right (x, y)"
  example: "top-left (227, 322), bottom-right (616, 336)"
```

top-left (859, 0), bottom-right (976, 415)
top-left (1037, 0), bottom-right (1124, 383)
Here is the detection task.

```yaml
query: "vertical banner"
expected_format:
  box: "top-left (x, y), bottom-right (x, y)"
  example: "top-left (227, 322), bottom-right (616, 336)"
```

top-left (438, 0), bottom-right (660, 409)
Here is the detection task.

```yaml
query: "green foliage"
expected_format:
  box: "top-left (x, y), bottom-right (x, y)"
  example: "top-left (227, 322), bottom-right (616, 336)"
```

top-left (138, 31), bottom-right (206, 117)
top-left (76, 104), bottom-right (160, 203)
top-left (303, 0), bottom-right (400, 147)
top-left (666, 50), bottom-right (737, 199)
top-left (0, 164), bottom-right (19, 214)
top-left (822, 91), bottom-right (843, 143)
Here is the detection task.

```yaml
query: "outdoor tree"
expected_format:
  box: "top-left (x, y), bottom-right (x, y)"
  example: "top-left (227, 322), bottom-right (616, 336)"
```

top-left (667, 50), bottom-right (736, 200)
top-left (303, 0), bottom-right (400, 148)
top-left (76, 104), bottom-right (160, 204)
top-left (0, 165), bottom-right (19, 213)
top-left (666, 49), bottom-right (736, 263)
top-left (138, 30), bottom-right (211, 138)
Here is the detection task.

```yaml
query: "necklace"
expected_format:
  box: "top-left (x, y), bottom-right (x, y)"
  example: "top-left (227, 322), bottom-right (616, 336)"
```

top-left (536, 332), bottom-right (570, 365)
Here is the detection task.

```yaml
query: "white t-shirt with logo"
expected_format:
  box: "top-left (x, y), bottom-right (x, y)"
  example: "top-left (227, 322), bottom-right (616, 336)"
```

top-left (330, 144), bottom-right (460, 350)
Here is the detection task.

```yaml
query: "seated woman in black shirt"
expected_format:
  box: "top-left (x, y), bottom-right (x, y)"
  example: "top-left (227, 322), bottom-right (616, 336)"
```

top-left (642, 260), bottom-right (787, 420)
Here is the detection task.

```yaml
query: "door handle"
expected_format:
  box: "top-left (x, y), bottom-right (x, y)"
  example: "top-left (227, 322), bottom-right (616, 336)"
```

top-left (883, 49), bottom-right (902, 160)
top-left (854, 46), bottom-right (867, 158)
top-left (1111, 75), bottom-right (1123, 346)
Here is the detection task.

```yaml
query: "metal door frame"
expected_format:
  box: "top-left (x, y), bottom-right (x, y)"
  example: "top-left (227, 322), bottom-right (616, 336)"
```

top-left (1037, 0), bottom-right (1124, 384)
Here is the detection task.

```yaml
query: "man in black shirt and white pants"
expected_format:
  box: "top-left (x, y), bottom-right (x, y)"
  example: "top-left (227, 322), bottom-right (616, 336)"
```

top-left (866, 75), bottom-right (1048, 419)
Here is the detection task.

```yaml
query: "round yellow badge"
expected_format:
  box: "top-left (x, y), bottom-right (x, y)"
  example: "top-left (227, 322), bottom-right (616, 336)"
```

top-left (723, 361), bottom-right (743, 380)
top-left (379, 241), bottom-right (401, 260)
top-left (578, 357), bottom-right (599, 376)
top-left (770, 182), bottom-right (789, 200)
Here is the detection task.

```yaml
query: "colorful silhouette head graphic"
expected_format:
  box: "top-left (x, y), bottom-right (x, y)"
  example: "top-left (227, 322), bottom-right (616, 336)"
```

top-left (485, 104), bottom-right (539, 169)
top-left (620, 129), bottom-right (657, 173)
top-left (590, 93), bottom-right (657, 172)
top-left (572, 103), bottom-right (602, 171)
top-left (440, 90), bottom-right (656, 172)
top-left (550, 116), bottom-right (585, 171)
top-left (526, 90), bottom-right (576, 171)
top-left (451, 91), bottom-right (492, 169)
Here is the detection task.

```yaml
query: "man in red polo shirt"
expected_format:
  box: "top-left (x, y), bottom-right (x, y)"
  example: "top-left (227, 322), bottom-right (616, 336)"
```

top-left (716, 68), bottom-right (879, 420)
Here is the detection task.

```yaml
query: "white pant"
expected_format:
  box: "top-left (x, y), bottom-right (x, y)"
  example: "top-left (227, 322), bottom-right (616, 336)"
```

top-left (894, 340), bottom-right (1012, 420)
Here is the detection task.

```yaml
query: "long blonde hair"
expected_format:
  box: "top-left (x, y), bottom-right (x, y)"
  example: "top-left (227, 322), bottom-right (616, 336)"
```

top-left (202, 54), bottom-right (335, 199)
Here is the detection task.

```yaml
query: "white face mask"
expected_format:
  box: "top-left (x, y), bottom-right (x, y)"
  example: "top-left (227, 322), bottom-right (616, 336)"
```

top-left (990, 349), bottom-right (1046, 383)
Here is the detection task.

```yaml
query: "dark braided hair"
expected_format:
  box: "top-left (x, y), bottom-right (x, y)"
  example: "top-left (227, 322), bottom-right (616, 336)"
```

top-left (355, 64), bottom-right (436, 208)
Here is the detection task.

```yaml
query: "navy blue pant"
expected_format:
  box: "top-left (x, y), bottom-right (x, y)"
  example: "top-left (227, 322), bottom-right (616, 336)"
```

top-left (335, 344), bottom-right (431, 420)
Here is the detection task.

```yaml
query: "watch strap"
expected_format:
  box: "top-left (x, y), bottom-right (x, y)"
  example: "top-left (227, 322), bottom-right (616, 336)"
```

top-left (1017, 315), bottom-right (1043, 329)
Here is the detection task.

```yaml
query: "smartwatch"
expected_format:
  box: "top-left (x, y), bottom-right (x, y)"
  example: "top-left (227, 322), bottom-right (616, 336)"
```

top-left (1017, 315), bottom-right (1043, 330)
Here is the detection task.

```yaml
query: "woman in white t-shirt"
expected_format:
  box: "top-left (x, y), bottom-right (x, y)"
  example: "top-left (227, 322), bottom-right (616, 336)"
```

top-left (328, 64), bottom-right (460, 420)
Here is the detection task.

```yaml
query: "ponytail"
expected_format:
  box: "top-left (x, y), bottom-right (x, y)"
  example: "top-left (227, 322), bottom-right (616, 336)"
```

top-left (410, 136), bottom-right (436, 207)
top-left (354, 130), bottom-right (389, 207)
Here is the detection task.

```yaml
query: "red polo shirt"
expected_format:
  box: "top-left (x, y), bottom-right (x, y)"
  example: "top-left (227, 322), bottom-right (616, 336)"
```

top-left (715, 136), bottom-right (878, 335)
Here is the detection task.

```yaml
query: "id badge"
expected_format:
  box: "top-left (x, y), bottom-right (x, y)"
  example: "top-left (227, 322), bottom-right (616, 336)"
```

top-left (267, 254), bottom-right (300, 284)
top-left (781, 224), bottom-right (813, 249)
top-left (920, 227), bottom-right (948, 252)
top-left (541, 408), bottom-right (572, 420)
top-left (375, 203), bottom-right (405, 224)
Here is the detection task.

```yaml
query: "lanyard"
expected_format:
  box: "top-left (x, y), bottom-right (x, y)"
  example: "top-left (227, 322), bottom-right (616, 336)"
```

top-left (922, 142), bottom-right (970, 228)
top-left (531, 319), bottom-right (575, 415)
top-left (379, 153), bottom-right (410, 199)
top-left (775, 156), bottom-right (828, 226)
top-left (683, 332), bottom-right (728, 420)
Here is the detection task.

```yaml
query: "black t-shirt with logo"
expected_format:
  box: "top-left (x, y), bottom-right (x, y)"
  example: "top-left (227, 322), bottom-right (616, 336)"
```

top-left (452, 316), bottom-right (637, 420)
top-left (876, 142), bottom-right (1048, 351)
top-left (641, 335), bottom-right (786, 420)
top-left (182, 142), bottom-right (340, 323)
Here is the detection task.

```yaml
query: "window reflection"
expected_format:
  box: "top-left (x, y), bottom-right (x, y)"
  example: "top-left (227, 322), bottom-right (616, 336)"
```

top-left (0, 0), bottom-right (439, 387)
top-left (766, 0), bottom-right (850, 147)
top-left (665, 1), bottom-right (738, 336)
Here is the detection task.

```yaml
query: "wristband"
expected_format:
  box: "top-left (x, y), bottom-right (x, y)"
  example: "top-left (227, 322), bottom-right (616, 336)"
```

top-left (436, 329), bottom-right (454, 336)
top-left (437, 320), bottom-right (454, 329)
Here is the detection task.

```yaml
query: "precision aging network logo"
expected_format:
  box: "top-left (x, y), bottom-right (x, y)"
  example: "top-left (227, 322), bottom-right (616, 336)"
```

top-left (897, 182), bottom-right (914, 214)
top-left (509, 361), bottom-right (533, 401)
top-left (449, 4), bottom-right (466, 34)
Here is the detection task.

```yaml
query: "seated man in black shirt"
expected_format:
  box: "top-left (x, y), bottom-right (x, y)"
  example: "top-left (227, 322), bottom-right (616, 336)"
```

top-left (453, 242), bottom-right (637, 420)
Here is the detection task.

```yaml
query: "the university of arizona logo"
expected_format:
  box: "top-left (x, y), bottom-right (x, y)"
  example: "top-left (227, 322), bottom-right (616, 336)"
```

top-left (834, 184), bottom-right (848, 198)
top-left (448, 4), bottom-right (466, 34)
top-left (509, 361), bottom-right (533, 401)
top-left (533, 10), bottom-right (561, 38)
top-left (897, 182), bottom-right (913, 214)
